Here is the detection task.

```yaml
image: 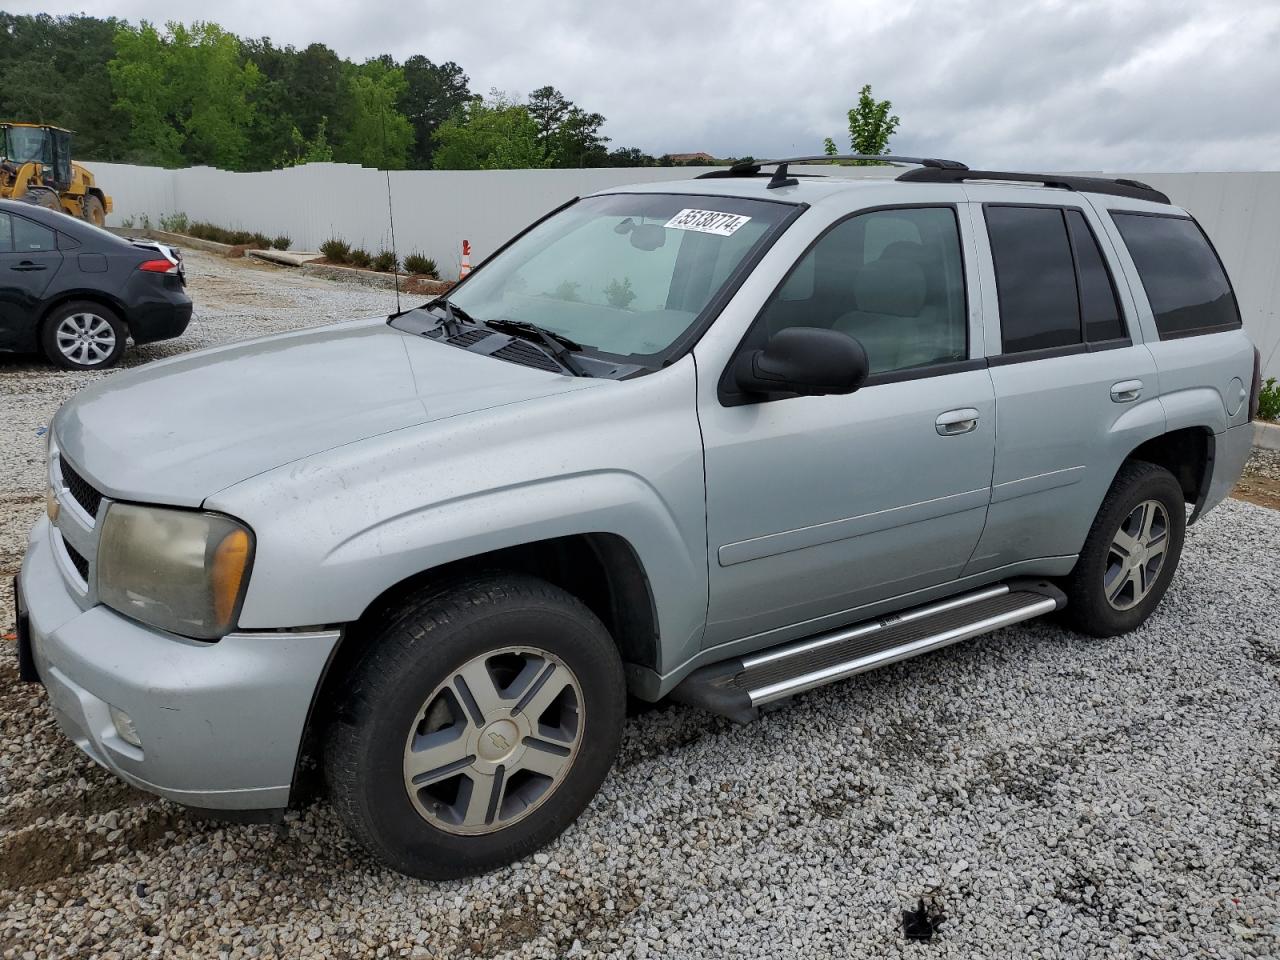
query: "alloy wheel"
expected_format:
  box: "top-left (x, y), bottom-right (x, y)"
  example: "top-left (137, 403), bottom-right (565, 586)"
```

top-left (402, 646), bottom-right (584, 836)
top-left (55, 312), bottom-right (116, 367)
top-left (1104, 499), bottom-right (1170, 611)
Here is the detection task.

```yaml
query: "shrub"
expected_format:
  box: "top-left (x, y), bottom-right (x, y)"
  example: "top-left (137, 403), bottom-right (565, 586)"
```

top-left (271, 235), bottom-right (291, 250)
top-left (249, 232), bottom-right (270, 249)
top-left (402, 253), bottom-right (439, 278)
top-left (159, 212), bottom-right (189, 233)
top-left (1259, 377), bottom-right (1280, 422)
top-left (320, 238), bottom-right (351, 263)
top-left (604, 276), bottom-right (636, 309)
top-left (347, 247), bottom-right (372, 268)
top-left (372, 249), bottom-right (399, 273)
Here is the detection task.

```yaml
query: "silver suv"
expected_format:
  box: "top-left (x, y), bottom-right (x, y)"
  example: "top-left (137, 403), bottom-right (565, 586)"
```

top-left (15, 156), bottom-right (1262, 879)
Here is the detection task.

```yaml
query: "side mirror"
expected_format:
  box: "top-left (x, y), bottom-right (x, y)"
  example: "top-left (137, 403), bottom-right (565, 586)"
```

top-left (734, 327), bottom-right (869, 399)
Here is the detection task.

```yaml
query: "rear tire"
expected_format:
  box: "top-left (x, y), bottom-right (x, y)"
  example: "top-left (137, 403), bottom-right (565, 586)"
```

top-left (1062, 460), bottom-right (1186, 638)
top-left (40, 301), bottom-right (127, 370)
top-left (325, 574), bottom-right (626, 880)
top-left (82, 194), bottom-right (105, 226)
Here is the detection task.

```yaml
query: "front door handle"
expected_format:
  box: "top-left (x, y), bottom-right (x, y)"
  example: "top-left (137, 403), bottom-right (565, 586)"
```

top-left (936, 408), bottom-right (980, 436)
top-left (1110, 379), bottom-right (1143, 403)
top-left (10, 261), bottom-right (47, 272)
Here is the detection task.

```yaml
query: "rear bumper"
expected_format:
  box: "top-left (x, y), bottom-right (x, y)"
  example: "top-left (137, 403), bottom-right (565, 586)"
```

top-left (17, 516), bottom-right (338, 810)
top-left (122, 274), bottom-right (192, 344)
top-left (1196, 421), bottom-right (1255, 520)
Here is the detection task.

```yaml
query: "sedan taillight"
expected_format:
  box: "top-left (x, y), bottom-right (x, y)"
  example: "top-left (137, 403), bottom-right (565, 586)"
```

top-left (138, 258), bottom-right (179, 275)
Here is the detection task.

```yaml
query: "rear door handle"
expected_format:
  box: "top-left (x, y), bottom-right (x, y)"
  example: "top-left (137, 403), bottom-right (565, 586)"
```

top-left (1110, 379), bottom-right (1143, 403)
top-left (10, 261), bottom-right (46, 272)
top-left (936, 408), bottom-right (980, 436)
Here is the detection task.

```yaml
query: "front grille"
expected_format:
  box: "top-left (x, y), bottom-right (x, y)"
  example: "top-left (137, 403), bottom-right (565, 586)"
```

top-left (64, 542), bottom-right (90, 582)
top-left (494, 340), bottom-right (563, 373)
top-left (60, 460), bottom-right (103, 520)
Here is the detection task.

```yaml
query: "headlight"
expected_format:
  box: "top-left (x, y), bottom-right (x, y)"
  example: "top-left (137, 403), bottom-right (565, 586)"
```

top-left (97, 504), bottom-right (254, 640)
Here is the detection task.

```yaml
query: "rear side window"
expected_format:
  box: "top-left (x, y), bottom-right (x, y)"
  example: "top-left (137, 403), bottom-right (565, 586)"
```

top-left (0, 213), bottom-right (12, 254)
top-left (1111, 212), bottom-right (1240, 337)
top-left (11, 215), bottom-right (57, 253)
top-left (986, 206), bottom-right (1080, 352)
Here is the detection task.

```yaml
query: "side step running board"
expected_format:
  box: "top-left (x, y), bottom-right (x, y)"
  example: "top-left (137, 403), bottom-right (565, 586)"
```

top-left (670, 579), bottom-right (1066, 723)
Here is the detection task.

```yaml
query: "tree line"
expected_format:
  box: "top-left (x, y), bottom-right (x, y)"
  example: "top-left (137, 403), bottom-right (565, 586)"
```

top-left (0, 14), bottom-right (720, 172)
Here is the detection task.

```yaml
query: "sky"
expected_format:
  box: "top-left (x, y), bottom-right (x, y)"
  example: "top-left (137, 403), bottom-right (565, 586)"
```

top-left (15, 0), bottom-right (1280, 171)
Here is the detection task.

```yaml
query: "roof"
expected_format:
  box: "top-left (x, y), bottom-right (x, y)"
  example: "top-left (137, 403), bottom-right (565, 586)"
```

top-left (0, 122), bottom-right (72, 132)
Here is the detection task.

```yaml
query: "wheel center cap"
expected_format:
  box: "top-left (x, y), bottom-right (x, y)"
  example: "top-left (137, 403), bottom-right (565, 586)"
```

top-left (477, 719), bottom-right (520, 761)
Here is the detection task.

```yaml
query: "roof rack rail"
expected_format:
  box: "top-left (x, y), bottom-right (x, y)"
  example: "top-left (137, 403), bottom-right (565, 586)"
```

top-left (697, 154), bottom-right (969, 189)
top-left (896, 166), bottom-right (1170, 204)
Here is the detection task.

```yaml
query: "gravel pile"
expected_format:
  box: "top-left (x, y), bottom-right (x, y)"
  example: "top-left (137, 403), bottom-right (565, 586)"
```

top-left (2, 254), bottom-right (1278, 958)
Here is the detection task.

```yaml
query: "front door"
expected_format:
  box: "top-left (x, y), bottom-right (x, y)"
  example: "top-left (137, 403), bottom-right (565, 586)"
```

top-left (0, 210), bottom-right (62, 352)
top-left (697, 204), bottom-right (995, 649)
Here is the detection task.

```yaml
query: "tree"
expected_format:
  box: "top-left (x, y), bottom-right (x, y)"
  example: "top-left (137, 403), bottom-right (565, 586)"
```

top-left (526, 86), bottom-right (609, 168)
top-left (334, 60), bottom-right (413, 169)
top-left (823, 137), bottom-right (838, 157)
top-left (401, 55), bottom-right (471, 167)
top-left (605, 146), bottom-right (656, 167)
top-left (432, 93), bottom-right (549, 170)
top-left (109, 20), bottom-right (261, 169)
top-left (287, 43), bottom-right (346, 143)
top-left (844, 84), bottom-right (900, 164)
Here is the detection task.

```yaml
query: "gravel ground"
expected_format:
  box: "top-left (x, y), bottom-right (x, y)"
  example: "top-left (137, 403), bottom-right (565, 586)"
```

top-left (1, 252), bottom-right (1278, 958)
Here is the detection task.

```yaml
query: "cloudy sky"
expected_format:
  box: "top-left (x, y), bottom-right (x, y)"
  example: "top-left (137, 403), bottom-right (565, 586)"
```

top-left (16, 0), bottom-right (1280, 170)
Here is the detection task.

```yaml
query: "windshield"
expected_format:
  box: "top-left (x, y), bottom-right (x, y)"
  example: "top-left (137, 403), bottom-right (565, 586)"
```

top-left (3, 127), bottom-right (51, 165)
top-left (444, 193), bottom-right (793, 360)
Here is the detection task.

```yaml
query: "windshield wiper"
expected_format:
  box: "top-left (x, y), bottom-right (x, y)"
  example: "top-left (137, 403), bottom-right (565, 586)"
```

top-left (483, 317), bottom-right (592, 377)
top-left (428, 297), bottom-right (481, 337)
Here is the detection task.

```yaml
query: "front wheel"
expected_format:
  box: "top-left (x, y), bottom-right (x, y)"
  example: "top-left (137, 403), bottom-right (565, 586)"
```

top-left (325, 575), bottom-right (625, 879)
top-left (1062, 460), bottom-right (1187, 637)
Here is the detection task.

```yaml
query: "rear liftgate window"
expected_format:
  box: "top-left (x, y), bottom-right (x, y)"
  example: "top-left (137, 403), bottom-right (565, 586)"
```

top-left (1111, 212), bottom-right (1241, 338)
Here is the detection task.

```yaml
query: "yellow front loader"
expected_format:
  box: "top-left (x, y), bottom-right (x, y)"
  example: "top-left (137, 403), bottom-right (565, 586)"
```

top-left (0, 123), bottom-right (112, 225)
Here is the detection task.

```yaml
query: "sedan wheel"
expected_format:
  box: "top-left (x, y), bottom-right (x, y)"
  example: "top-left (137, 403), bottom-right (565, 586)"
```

top-left (56, 312), bottom-right (117, 367)
top-left (40, 301), bottom-right (127, 370)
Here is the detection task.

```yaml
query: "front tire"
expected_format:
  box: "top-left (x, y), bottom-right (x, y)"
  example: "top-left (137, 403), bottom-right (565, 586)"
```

top-left (40, 301), bottom-right (127, 370)
top-left (1062, 460), bottom-right (1186, 637)
top-left (325, 575), bottom-right (626, 879)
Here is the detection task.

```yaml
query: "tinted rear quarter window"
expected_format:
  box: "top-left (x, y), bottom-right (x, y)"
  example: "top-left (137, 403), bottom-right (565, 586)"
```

top-left (1111, 212), bottom-right (1240, 337)
top-left (11, 215), bottom-right (57, 253)
top-left (986, 206), bottom-right (1080, 353)
top-left (0, 213), bottom-right (11, 254)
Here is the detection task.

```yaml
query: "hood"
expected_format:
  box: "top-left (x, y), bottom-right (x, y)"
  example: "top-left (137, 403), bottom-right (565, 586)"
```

top-left (53, 319), bottom-right (597, 507)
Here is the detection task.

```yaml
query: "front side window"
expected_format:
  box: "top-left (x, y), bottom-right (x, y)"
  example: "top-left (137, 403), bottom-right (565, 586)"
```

top-left (1111, 212), bottom-right (1240, 337)
top-left (755, 206), bottom-right (967, 375)
top-left (442, 193), bottom-right (792, 360)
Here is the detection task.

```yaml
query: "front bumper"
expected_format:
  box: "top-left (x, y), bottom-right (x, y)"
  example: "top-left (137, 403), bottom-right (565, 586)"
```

top-left (17, 516), bottom-right (339, 810)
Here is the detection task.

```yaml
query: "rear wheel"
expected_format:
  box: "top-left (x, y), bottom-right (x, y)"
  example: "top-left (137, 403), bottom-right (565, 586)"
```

top-left (325, 575), bottom-right (625, 879)
top-left (82, 194), bottom-right (105, 226)
top-left (40, 301), bottom-right (127, 370)
top-left (1062, 460), bottom-right (1186, 637)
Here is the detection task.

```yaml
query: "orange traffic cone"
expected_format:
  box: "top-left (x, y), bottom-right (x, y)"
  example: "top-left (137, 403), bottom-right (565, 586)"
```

top-left (459, 240), bottom-right (472, 279)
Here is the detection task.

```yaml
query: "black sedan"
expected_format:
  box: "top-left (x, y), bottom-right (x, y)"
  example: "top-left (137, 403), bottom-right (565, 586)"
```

top-left (0, 198), bottom-right (192, 370)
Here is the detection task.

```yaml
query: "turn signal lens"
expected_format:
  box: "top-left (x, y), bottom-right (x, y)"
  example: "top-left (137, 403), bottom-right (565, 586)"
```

top-left (46, 487), bottom-right (59, 523)
top-left (211, 528), bottom-right (251, 627)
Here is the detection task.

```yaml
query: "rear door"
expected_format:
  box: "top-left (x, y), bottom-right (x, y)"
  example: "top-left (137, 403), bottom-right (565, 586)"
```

top-left (0, 211), bottom-right (63, 351)
top-left (964, 196), bottom-right (1159, 574)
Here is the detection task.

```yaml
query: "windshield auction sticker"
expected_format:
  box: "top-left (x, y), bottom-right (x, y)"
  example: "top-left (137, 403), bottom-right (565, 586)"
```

top-left (664, 209), bottom-right (752, 237)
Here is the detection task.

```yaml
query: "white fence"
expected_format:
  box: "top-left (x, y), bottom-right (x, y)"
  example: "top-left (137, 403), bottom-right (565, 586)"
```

top-left (89, 161), bottom-right (1280, 377)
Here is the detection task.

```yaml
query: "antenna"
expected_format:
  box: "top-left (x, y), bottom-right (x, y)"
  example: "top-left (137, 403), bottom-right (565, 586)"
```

top-left (379, 108), bottom-right (402, 312)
